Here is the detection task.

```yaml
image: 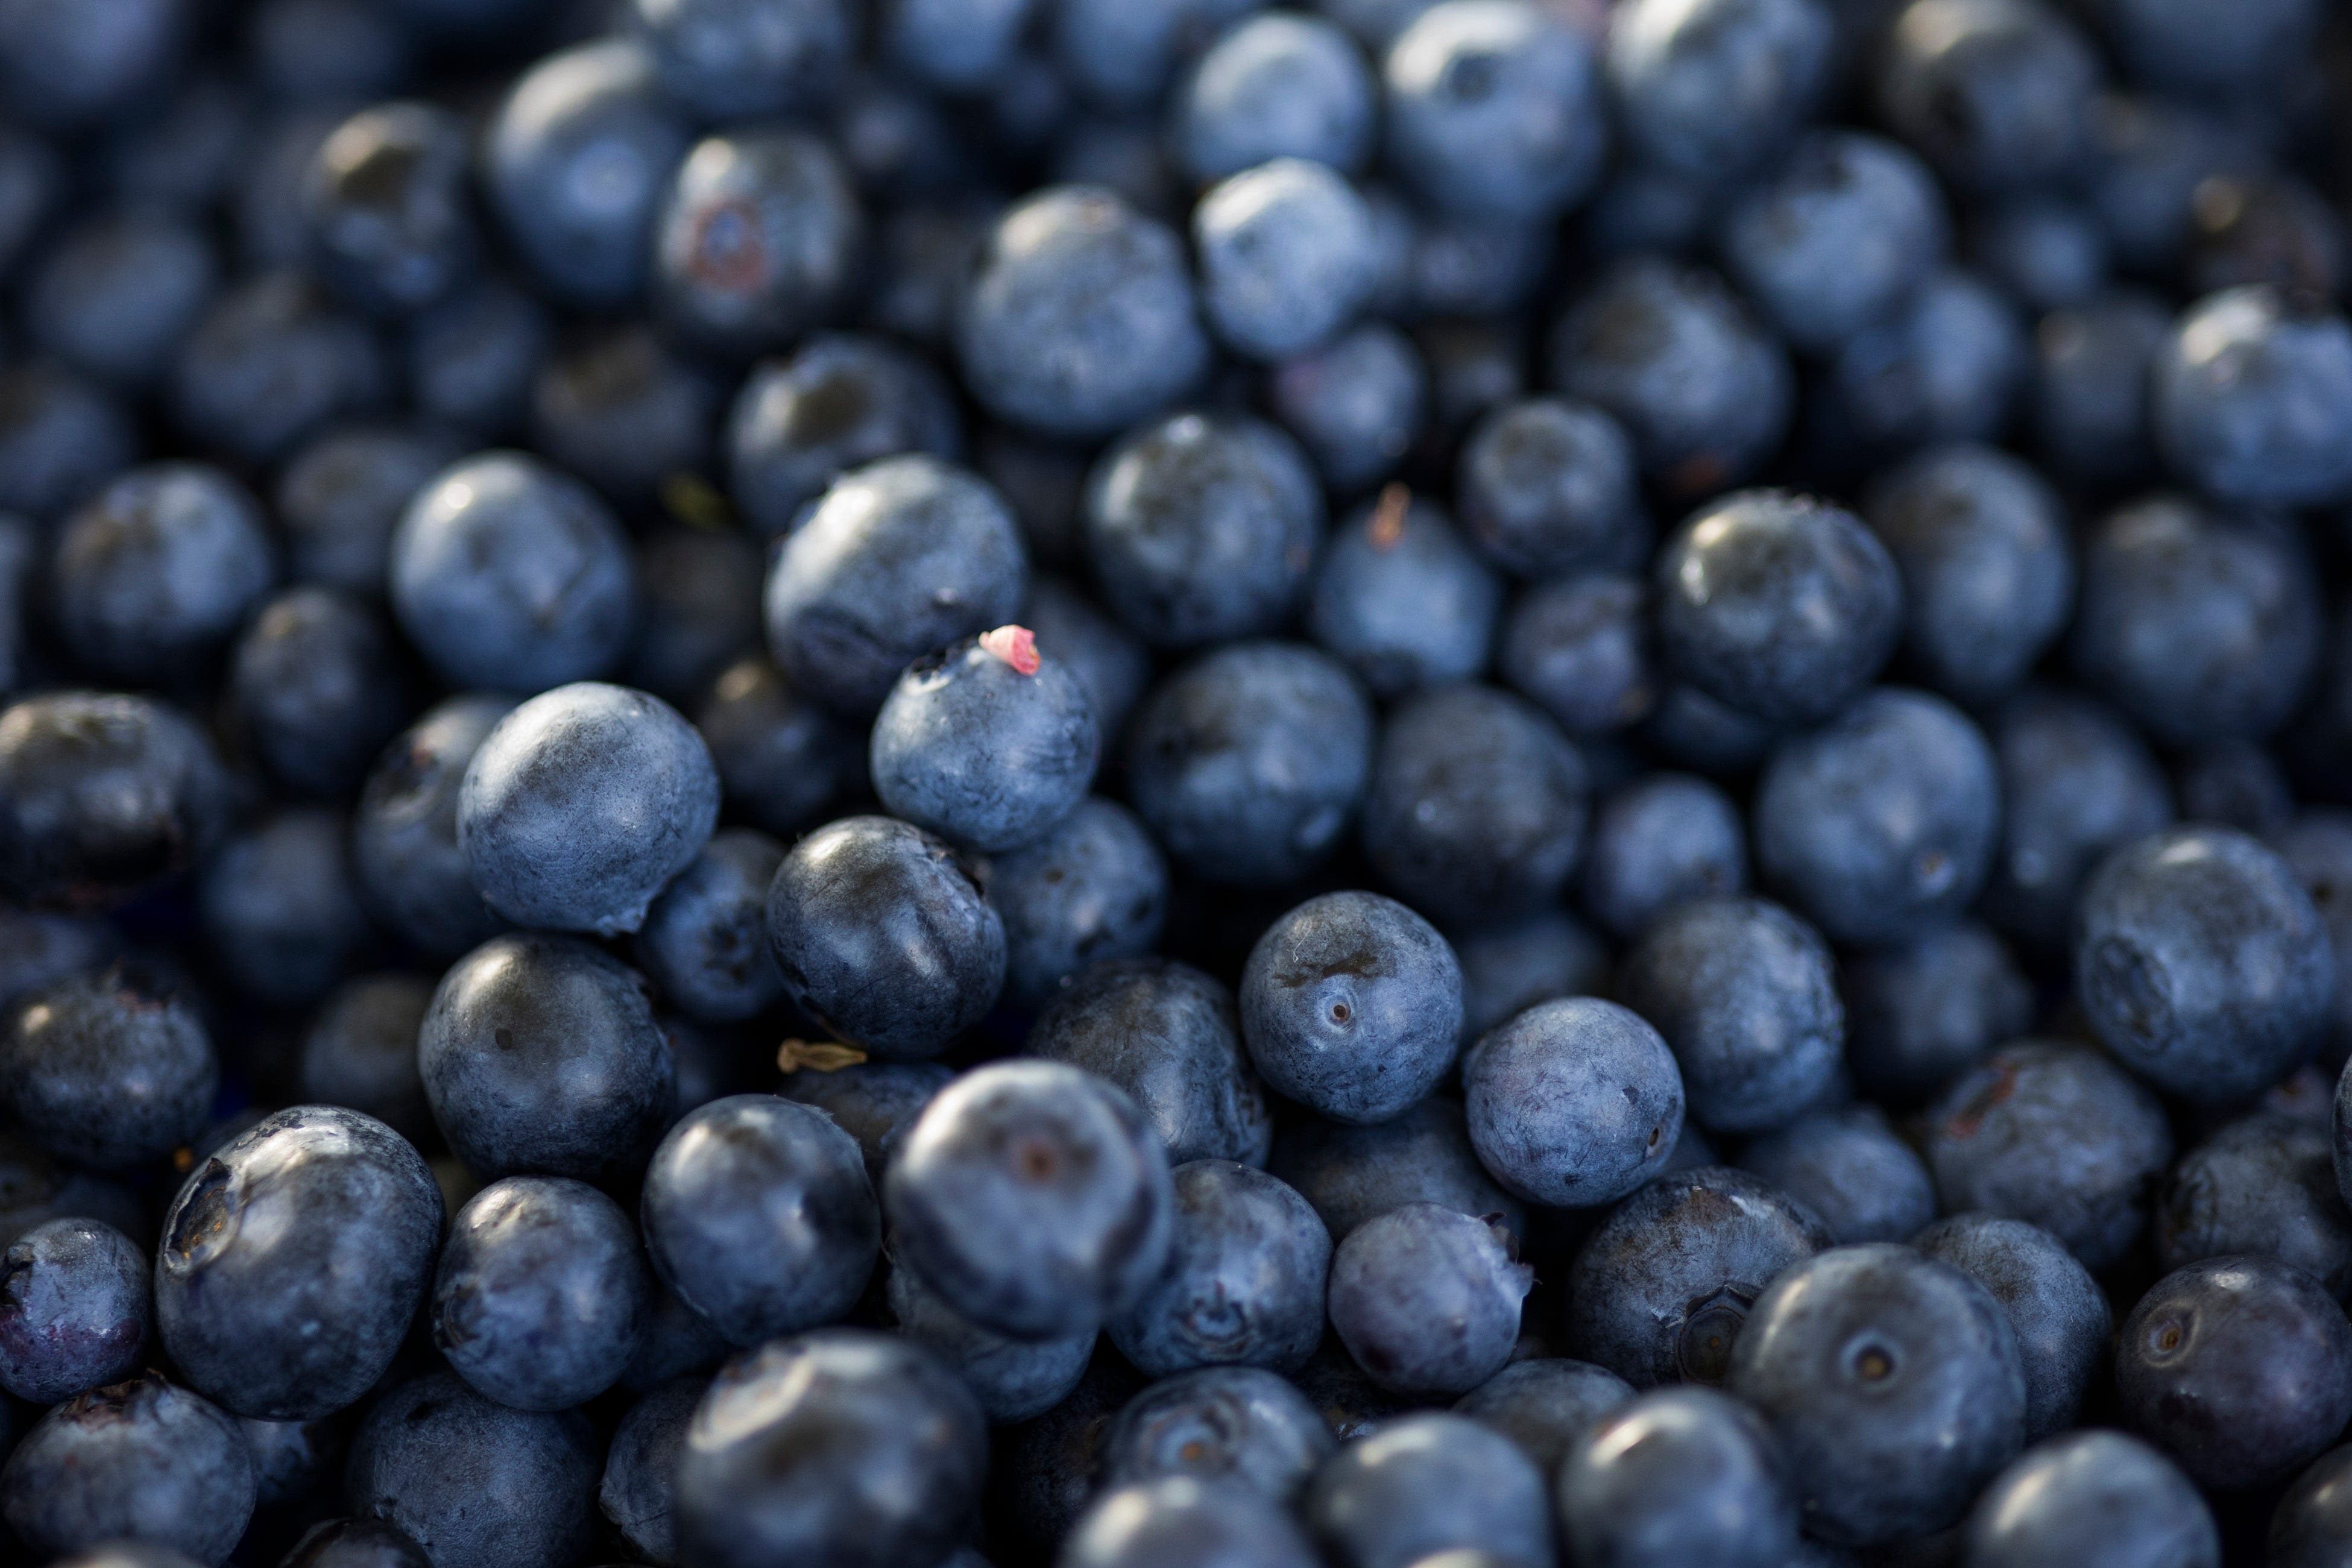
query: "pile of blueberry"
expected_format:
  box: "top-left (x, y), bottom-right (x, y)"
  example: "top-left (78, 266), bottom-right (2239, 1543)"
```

top-left (10, 0), bottom-right (2352, 1564)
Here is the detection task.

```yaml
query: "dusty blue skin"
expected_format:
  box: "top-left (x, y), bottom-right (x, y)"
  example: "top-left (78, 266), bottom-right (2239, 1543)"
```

top-left (1100, 1365), bottom-right (1337, 1500)
top-left (1455, 910), bottom-right (1609, 1042)
top-left (1308, 493), bottom-right (1502, 699)
top-left (653, 130), bottom-right (860, 359)
top-left (2272, 1442), bottom-right (2352, 1568)
top-left (302, 101), bottom-right (477, 318)
top-left (197, 808), bottom-right (371, 1007)
top-left (0, 692), bottom-right (231, 908)
top-left (1604, 0), bottom-right (1831, 178)
top-left (1926, 1041), bottom-right (2174, 1271)
top-left (633, 828), bottom-right (786, 1024)
top-left (640, 1094), bottom-right (877, 1348)
top-left (1728, 1244), bottom-right (2027, 1546)
top-left (2117, 1256), bottom-right (2352, 1491)
top-left (352, 694), bottom-right (517, 961)
top-left (677, 1330), bottom-right (988, 1568)
top-left (1843, 920), bottom-right (2032, 1105)
top-left (2076, 825), bottom-right (2333, 1100)
top-left (986, 799), bottom-right (1170, 1009)
top-left (1195, 158), bottom-right (1379, 362)
top-left (780, 1059), bottom-right (953, 1184)
top-left (418, 933), bottom-right (677, 1185)
top-left (156, 1106), bottom-right (440, 1423)
top-left (0, 1372), bottom-right (256, 1566)
top-left (1965, 1430), bottom-right (2218, 1568)
top-left (481, 39), bottom-right (690, 308)
top-left (1328, 1203), bottom-right (1530, 1394)
top-left (1082, 412), bottom-right (1324, 650)
top-left (1559, 1388), bottom-right (1800, 1568)
top-left (763, 454), bottom-right (1029, 716)
top-left (1172, 12), bottom-right (1374, 183)
top-left (1109, 1160), bottom-right (1331, 1378)
top-left (871, 634), bottom-right (1100, 853)
top-left (1029, 958), bottom-right (1271, 1168)
top-left (886, 1060), bottom-right (1173, 1341)
top-left (458, 681), bottom-right (719, 937)
top-left (1739, 1104), bottom-right (1936, 1245)
top-left (1914, 1213), bottom-right (2111, 1442)
top-left (1721, 131), bottom-right (1946, 353)
top-left (1242, 890), bottom-right (1463, 1127)
top-left (886, 1256), bottom-right (1093, 1423)
top-left (1067, 1476), bottom-right (1320, 1568)
top-left (346, 1371), bottom-right (600, 1568)
top-left (628, 0), bottom-right (853, 119)
top-left (52, 462), bottom-right (276, 682)
top-left (1464, 997), bottom-right (1685, 1209)
top-left (1384, 1), bottom-right (1605, 219)
top-left (2156, 1113), bottom-right (2352, 1297)
top-left (1270, 1096), bottom-right (1525, 1243)
top-left (2154, 285), bottom-right (2352, 507)
top-left (1457, 396), bottom-right (1644, 581)
top-left (1270, 321), bottom-right (1430, 490)
top-left (1453, 1358), bottom-right (1635, 1473)
top-left (765, 815), bottom-right (1006, 1059)
top-left (3, 965), bottom-right (217, 1171)
top-left (726, 333), bottom-right (961, 538)
top-left (1499, 573), bottom-right (1657, 737)
top-left (956, 186), bottom-right (1209, 440)
top-left (1564, 1165), bottom-right (1833, 1389)
top-left (693, 657), bottom-right (857, 839)
top-left (1125, 641), bottom-right (1373, 887)
top-left (1618, 896), bottom-right (1842, 1136)
top-left (0, 1217), bottom-right (151, 1405)
top-left (599, 1374), bottom-right (702, 1567)
top-left (1654, 490), bottom-right (1902, 726)
top-left (1304, 1412), bottom-right (1552, 1568)
top-left (389, 451), bottom-right (638, 693)
top-left (432, 1176), bottom-right (650, 1412)
top-left (229, 587), bottom-right (409, 799)
top-left (1580, 773), bottom-right (1746, 938)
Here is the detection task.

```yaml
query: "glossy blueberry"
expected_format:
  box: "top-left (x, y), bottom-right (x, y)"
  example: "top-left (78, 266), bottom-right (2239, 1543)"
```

top-left (303, 102), bottom-right (476, 318)
top-left (403, 276), bottom-right (551, 441)
top-left (345, 1371), bottom-right (598, 1568)
top-left (1101, 1364), bottom-right (1337, 1499)
top-left (1465, 998), bottom-right (1683, 1209)
top-left (169, 271), bottom-right (388, 465)
top-left (274, 426), bottom-right (455, 597)
top-left (2117, 1255), bottom-right (2352, 1490)
top-left (1029, 958), bottom-right (1269, 1167)
top-left (299, 974), bottom-right (434, 1145)
top-left (599, 1375), bottom-right (699, 1566)
top-left (1068, 1476), bottom-right (1319, 1568)
top-left (726, 334), bottom-right (962, 539)
top-left (1454, 910), bottom-right (1609, 1042)
top-left (1173, 11), bottom-right (1375, 182)
top-left (694, 658), bottom-right (856, 839)
top-left (1304, 1412), bottom-right (1551, 1568)
top-left (986, 802), bottom-right (1170, 1010)
top-left (54, 463), bottom-right (274, 684)
top-left (1581, 773), bottom-right (1747, 939)
top-left (654, 130), bottom-right (862, 359)
top-left (229, 587), bottom-right (409, 799)
top-left (676, 1330), bottom-right (986, 1568)
top-left (158, 1106), bottom-right (440, 1422)
top-left (0, 1373), bottom-right (254, 1567)
top-left (764, 455), bottom-right (1028, 716)
top-left (1738, 1104), bottom-right (1935, 1245)
top-left (1456, 397), bottom-right (1644, 580)
top-left (871, 631), bottom-right (1099, 854)
top-left (1604, 0), bottom-right (1832, 177)
top-left (1309, 491), bottom-right (1501, 698)
top-left (886, 1258), bottom-right (1091, 1424)
top-left (775, 1060), bottom-right (943, 1186)
top-left (1914, 1213), bottom-right (2108, 1442)
top-left (766, 816), bottom-right (1005, 1058)
top-left (528, 324), bottom-right (717, 508)
top-left (2272, 1443), bottom-right (2352, 1568)
top-left (1925, 1041), bottom-right (2173, 1270)
top-left (1559, 1387), bottom-right (1799, 1568)
top-left (1127, 641), bottom-right (1373, 886)
top-left (629, 0), bottom-right (854, 121)
top-left (3, 965), bottom-right (216, 1171)
top-left (2155, 286), bottom-right (2352, 507)
top-left (1843, 920), bottom-right (2032, 1104)
top-left (0, 1218), bottom-right (150, 1405)
top-left (1875, 0), bottom-right (2099, 193)
top-left (2156, 1113), bottom-right (2351, 1297)
top-left (0, 691), bottom-right (230, 908)
top-left (1964, 1430), bottom-right (2218, 1568)
top-left (2029, 290), bottom-right (2170, 485)
top-left (25, 210), bottom-right (218, 389)
top-left (633, 830), bottom-right (786, 1024)
top-left (1195, 159), bottom-right (1378, 362)
top-left (1384, 0), bottom-right (1605, 219)
top-left (1720, 131), bottom-right (1947, 353)
top-left (419, 933), bottom-right (676, 1184)
top-left (198, 807), bottom-right (371, 1007)
top-left (352, 694), bottom-right (517, 960)
top-left (0, 362), bottom-right (139, 523)
top-left (1618, 896), bottom-right (1843, 1135)
top-left (1329, 1203), bottom-right (1529, 1394)
top-left (2075, 825), bottom-right (2333, 1100)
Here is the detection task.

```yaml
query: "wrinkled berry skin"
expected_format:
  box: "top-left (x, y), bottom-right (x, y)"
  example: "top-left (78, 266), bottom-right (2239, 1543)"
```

top-left (766, 815), bottom-right (1006, 1059)
top-left (1030, 958), bottom-right (1272, 1168)
top-left (2117, 1256), bottom-right (2352, 1491)
top-left (0, 1217), bottom-right (151, 1406)
top-left (1464, 997), bottom-right (1685, 1208)
top-left (1109, 1159), bottom-right (1331, 1378)
top-left (458, 682), bottom-right (721, 938)
top-left (640, 1094), bottom-right (879, 1349)
top-left (2, 966), bottom-right (218, 1171)
top-left (1100, 1364), bottom-right (1338, 1500)
top-left (1557, 1387), bottom-right (1801, 1568)
top-left (1241, 890), bottom-right (1464, 1127)
top-left (676, 1330), bottom-right (988, 1568)
top-left (871, 635), bottom-right (1100, 854)
top-left (418, 933), bottom-right (676, 1185)
top-left (0, 691), bottom-right (230, 909)
top-left (432, 1176), bottom-right (651, 1412)
top-left (1914, 1213), bottom-right (2110, 1442)
top-left (345, 1371), bottom-right (600, 1568)
top-left (1965, 1429), bottom-right (2219, 1568)
top-left (2075, 825), bottom-right (2333, 1101)
top-left (1329, 1202), bottom-right (1530, 1395)
top-left (157, 1107), bottom-right (441, 1424)
top-left (1304, 1412), bottom-right (1553, 1568)
top-left (1270, 1096), bottom-right (1524, 1243)
top-left (0, 1371), bottom-right (256, 1567)
top-left (1565, 1165), bottom-right (1832, 1389)
top-left (887, 1060), bottom-right (1173, 1341)
top-left (1728, 1244), bottom-right (2027, 1546)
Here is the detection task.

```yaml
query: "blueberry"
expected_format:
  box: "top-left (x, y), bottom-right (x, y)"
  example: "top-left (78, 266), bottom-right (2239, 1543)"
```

top-left (1454, 911), bottom-right (1609, 1042)
top-left (0, 0), bottom-right (183, 131)
top-left (391, 452), bottom-right (638, 694)
top-left (693, 658), bottom-right (856, 839)
top-left (303, 102), bottom-right (476, 318)
top-left (880, 0), bottom-right (1035, 89)
top-left (2280, 813), bottom-right (2352, 1068)
top-left (1173, 11), bottom-right (1375, 183)
top-left (1876, 0), bottom-right (2100, 192)
top-left (1456, 397), bottom-right (1644, 580)
top-left (279, 1519), bottom-right (433, 1567)
top-left (2184, 172), bottom-right (2345, 301)
top-left (1861, 442), bottom-right (2075, 705)
top-left (1303, 1412), bottom-right (1552, 1568)
top-left (1110, 1159), bottom-right (1330, 1377)
top-left (620, 1282), bottom-right (732, 1395)
top-left (0, 515), bottom-right (28, 696)
top-left (1051, 0), bottom-right (1258, 111)
top-left (2075, 825), bottom-right (2333, 1100)
top-left (1464, 997), bottom-right (1684, 1208)
top-left (345, 1371), bottom-right (599, 1568)
top-left (1100, 1364), bottom-right (1337, 1499)
top-left (654, 130), bottom-right (862, 359)
top-left (298, 974), bottom-right (434, 1149)
top-left (1453, 1358), bottom-right (1635, 1473)
top-left (1720, 131), bottom-right (1948, 353)
top-left (1963, 1430), bottom-right (2218, 1568)
top-left (1329, 1203), bottom-right (1529, 1394)
top-left (2117, 1255), bottom-right (2352, 1490)
top-left (598, 1375), bottom-right (701, 1567)
top-left (1384, 0), bottom-right (1605, 221)
top-left (628, 0), bottom-right (855, 121)
top-left (2157, 1113), bottom-right (2351, 1297)
top-left (528, 325), bottom-right (717, 510)
top-left (640, 1093), bottom-right (877, 1346)
top-left (0, 1372), bottom-right (254, 1567)
top-left (1970, 193), bottom-right (2110, 312)
top-left (1819, 265), bottom-right (2028, 458)
top-left (418, 933), bottom-right (676, 1185)
top-left (676, 1330), bottom-right (987, 1568)
top-left (1496, 573), bottom-right (1655, 738)
top-left (763, 455), bottom-right (1029, 716)
top-left (885, 1256), bottom-right (1092, 1423)
top-left (168, 271), bottom-right (388, 465)
top-left (1654, 490), bottom-right (1902, 726)
top-left (54, 462), bottom-right (275, 684)
top-left (1604, 0), bottom-right (1833, 177)
top-left (52, 1544), bottom-right (212, 1568)
top-left (1842, 921), bottom-right (2033, 1103)
top-left (2174, 740), bottom-right (2295, 837)
top-left (2029, 289), bottom-right (2171, 485)
top-left (1618, 896), bottom-right (1844, 1135)
top-left (1273, 1097), bottom-right (1525, 1252)
top-left (229, 587), bottom-right (411, 799)
top-left (1738, 1104), bottom-right (1935, 1245)
top-left (1309, 490), bottom-right (1502, 698)
top-left (3, 965), bottom-right (217, 1171)
top-left (766, 815), bottom-right (1006, 1058)
top-left (1914, 1214), bottom-right (2111, 1441)
top-left (352, 694), bottom-right (518, 961)
top-left (1068, 1476), bottom-right (1320, 1568)
top-left (1925, 1041), bottom-right (2174, 1269)
top-left (2272, 1443), bottom-right (2352, 1568)
top-left (1029, 957), bottom-right (1270, 1167)
top-left (0, 1218), bottom-right (150, 1405)
top-left (990, 1346), bottom-right (1149, 1558)
top-left (986, 802), bottom-right (1171, 1010)
top-left (726, 334), bottom-right (962, 539)
top-left (1126, 641), bottom-right (1373, 886)
top-left (1580, 773), bottom-right (1747, 939)
top-left (402, 276), bottom-right (551, 441)
top-left (2155, 286), bottom-right (2352, 506)
top-left (275, 426), bottom-right (457, 598)
top-left (1267, 320), bottom-right (1432, 491)
top-left (25, 210), bottom-right (219, 389)
top-left (1559, 1387), bottom-right (1800, 1568)
top-left (626, 525), bottom-right (764, 708)
top-left (1195, 159), bottom-right (1378, 363)
top-left (0, 908), bottom-right (116, 1020)
top-left (634, 829), bottom-right (787, 1024)
top-left (201, 807), bottom-right (374, 1004)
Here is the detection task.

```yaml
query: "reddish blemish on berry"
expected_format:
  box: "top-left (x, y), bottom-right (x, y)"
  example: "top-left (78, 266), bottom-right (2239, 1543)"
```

top-left (980, 625), bottom-right (1041, 675)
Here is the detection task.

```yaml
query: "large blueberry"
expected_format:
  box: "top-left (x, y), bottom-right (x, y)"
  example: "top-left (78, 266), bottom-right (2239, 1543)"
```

top-left (1963, 1430), bottom-right (2218, 1568)
top-left (1100, 1364), bottom-right (1337, 1500)
top-left (1109, 1160), bottom-right (1330, 1377)
top-left (345, 1371), bottom-right (599, 1568)
top-left (3, 964), bottom-right (217, 1171)
top-left (0, 1372), bottom-right (255, 1567)
top-left (1914, 1212), bottom-right (2111, 1442)
top-left (1029, 958), bottom-right (1271, 1168)
top-left (0, 1217), bottom-right (151, 1405)
top-left (1303, 1412), bottom-right (1552, 1568)
top-left (1464, 997), bottom-right (1684, 1208)
top-left (1328, 1203), bottom-right (1530, 1394)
